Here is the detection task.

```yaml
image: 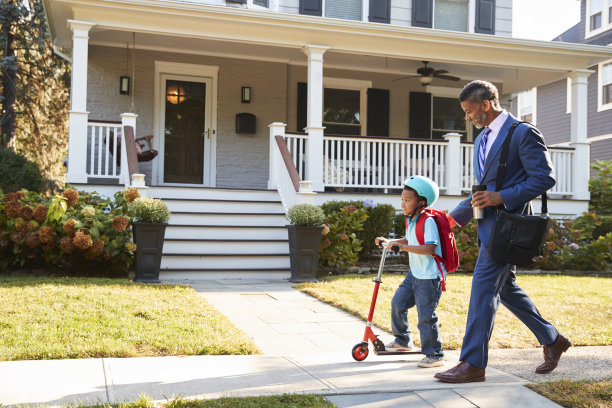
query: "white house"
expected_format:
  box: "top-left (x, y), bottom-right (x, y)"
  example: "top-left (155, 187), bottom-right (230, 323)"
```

top-left (43, 0), bottom-right (612, 277)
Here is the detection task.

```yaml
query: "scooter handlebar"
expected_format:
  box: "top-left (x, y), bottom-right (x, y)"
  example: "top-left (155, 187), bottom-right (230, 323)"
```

top-left (380, 241), bottom-right (400, 254)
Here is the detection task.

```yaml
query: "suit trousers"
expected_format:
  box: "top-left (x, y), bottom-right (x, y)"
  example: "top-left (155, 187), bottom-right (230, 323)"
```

top-left (459, 245), bottom-right (559, 368)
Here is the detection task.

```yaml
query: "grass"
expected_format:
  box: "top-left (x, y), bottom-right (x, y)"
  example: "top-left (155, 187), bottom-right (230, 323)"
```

top-left (0, 276), bottom-right (259, 360)
top-left (43, 394), bottom-right (336, 408)
top-left (527, 378), bottom-right (612, 408)
top-left (296, 273), bottom-right (612, 349)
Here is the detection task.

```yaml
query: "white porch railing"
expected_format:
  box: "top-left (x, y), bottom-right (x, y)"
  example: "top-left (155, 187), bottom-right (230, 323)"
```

top-left (87, 121), bottom-right (123, 179)
top-left (283, 133), bottom-right (575, 197)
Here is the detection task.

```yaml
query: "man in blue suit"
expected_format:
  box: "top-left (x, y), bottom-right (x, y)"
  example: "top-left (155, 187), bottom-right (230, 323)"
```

top-left (434, 80), bottom-right (571, 383)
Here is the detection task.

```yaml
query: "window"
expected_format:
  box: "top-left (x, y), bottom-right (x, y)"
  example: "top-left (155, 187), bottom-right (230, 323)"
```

top-left (432, 96), bottom-right (469, 140)
top-left (517, 88), bottom-right (536, 124)
top-left (599, 61), bottom-right (612, 111)
top-left (586, 0), bottom-right (612, 37)
top-left (434, 0), bottom-right (468, 32)
top-left (324, 0), bottom-right (362, 21)
top-left (323, 89), bottom-right (361, 135)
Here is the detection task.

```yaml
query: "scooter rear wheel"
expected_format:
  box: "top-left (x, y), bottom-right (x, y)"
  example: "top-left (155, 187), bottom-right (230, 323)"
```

top-left (352, 343), bottom-right (369, 361)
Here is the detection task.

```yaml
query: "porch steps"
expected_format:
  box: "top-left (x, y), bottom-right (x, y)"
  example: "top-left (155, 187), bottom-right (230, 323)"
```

top-left (148, 187), bottom-right (290, 275)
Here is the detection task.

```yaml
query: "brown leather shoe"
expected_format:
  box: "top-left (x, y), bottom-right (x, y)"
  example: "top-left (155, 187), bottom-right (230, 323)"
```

top-left (536, 333), bottom-right (571, 374)
top-left (434, 361), bottom-right (485, 383)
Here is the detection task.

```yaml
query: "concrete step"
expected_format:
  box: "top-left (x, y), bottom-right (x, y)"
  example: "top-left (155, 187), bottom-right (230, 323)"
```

top-left (169, 212), bottom-right (287, 227)
top-left (160, 254), bottom-right (290, 269)
top-left (164, 225), bottom-right (289, 240)
top-left (163, 239), bottom-right (289, 254)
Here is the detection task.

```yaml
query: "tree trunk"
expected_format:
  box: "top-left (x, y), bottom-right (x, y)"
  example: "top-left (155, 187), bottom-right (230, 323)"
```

top-left (1, 2), bottom-right (17, 148)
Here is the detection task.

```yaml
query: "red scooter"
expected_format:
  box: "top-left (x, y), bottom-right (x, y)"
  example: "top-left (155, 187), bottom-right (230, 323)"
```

top-left (351, 241), bottom-right (422, 361)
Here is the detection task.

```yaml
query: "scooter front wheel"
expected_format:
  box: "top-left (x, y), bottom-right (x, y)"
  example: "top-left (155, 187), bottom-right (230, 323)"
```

top-left (352, 343), bottom-right (369, 361)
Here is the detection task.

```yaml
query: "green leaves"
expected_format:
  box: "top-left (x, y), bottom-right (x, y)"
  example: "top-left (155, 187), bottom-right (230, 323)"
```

top-left (47, 195), bottom-right (67, 226)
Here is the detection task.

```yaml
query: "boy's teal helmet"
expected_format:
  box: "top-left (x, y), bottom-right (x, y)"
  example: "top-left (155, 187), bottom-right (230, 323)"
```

top-left (402, 176), bottom-right (439, 206)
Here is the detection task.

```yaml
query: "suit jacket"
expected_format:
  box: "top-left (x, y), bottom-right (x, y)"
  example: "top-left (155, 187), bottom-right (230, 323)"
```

top-left (450, 113), bottom-right (555, 247)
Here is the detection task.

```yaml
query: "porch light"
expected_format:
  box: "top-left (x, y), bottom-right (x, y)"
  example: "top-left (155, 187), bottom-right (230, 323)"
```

top-left (418, 76), bottom-right (433, 85)
top-left (241, 86), bottom-right (251, 103)
top-left (120, 76), bottom-right (130, 94)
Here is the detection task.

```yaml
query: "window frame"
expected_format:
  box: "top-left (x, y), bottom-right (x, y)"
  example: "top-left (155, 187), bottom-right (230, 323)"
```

top-left (597, 59), bottom-right (612, 112)
top-left (247, 0), bottom-right (278, 12)
top-left (322, 77), bottom-right (371, 136)
top-left (586, 0), bottom-right (612, 38)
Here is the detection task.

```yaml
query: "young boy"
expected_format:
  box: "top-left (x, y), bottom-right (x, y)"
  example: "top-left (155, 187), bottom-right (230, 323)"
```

top-left (375, 175), bottom-right (445, 368)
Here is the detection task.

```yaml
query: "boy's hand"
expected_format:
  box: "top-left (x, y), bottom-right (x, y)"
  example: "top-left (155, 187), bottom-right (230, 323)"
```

top-left (375, 237), bottom-right (388, 247)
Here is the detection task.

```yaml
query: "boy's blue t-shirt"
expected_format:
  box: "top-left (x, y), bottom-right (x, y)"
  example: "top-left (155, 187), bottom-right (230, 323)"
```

top-left (405, 213), bottom-right (447, 279)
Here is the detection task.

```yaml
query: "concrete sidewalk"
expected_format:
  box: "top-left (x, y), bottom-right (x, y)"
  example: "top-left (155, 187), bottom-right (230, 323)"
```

top-left (0, 274), bottom-right (605, 407)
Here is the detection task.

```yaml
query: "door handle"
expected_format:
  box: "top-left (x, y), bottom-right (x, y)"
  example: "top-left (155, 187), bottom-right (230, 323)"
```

top-left (205, 128), bottom-right (210, 139)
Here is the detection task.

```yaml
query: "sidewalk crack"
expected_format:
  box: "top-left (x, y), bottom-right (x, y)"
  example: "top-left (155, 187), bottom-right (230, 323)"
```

top-left (283, 356), bottom-right (339, 393)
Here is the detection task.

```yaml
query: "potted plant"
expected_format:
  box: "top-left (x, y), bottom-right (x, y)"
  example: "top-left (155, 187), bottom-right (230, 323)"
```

top-left (129, 197), bottom-right (171, 283)
top-left (286, 203), bottom-right (325, 282)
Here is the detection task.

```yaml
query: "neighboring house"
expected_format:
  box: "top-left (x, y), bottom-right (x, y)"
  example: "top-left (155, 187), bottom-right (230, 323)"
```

top-left (514, 0), bottom-right (612, 175)
top-left (43, 0), bottom-right (612, 276)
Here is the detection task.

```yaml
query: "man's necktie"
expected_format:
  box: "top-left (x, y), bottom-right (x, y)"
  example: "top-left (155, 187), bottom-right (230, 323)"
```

top-left (479, 127), bottom-right (492, 177)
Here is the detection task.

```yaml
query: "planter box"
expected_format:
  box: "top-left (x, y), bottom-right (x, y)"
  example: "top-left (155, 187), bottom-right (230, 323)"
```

top-left (287, 225), bottom-right (323, 283)
top-left (132, 222), bottom-right (167, 283)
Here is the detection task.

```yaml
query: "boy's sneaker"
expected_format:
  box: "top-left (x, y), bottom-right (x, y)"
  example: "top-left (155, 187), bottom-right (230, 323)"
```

top-left (418, 356), bottom-right (444, 368)
top-left (385, 341), bottom-right (412, 351)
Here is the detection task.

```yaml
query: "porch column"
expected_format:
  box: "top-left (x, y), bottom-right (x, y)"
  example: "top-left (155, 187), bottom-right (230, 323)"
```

top-left (268, 122), bottom-right (286, 189)
top-left (121, 113), bottom-right (138, 187)
top-left (66, 20), bottom-right (94, 184)
top-left (443, 133), bottom-right (462, 196)
top-left (303, 45), bottom-right (329, 192)
top-left (568, 69), bottom-right (594, 201)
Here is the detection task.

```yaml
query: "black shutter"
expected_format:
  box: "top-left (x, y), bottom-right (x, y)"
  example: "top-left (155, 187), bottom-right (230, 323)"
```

top-left (297, 82), bottom-right (307, 132)
top-left (369, 0), bottom-right (391, 24)
top-left (299, 0), bottom-right (322, 16)
top-left (367, 89), bottom-right (390, 137)
top-left (412, 0), bottom-right (433, 28)
top-left (409, 92), bottom-right (431, 139)
top-left (475, 0), bottom-right (495, 34)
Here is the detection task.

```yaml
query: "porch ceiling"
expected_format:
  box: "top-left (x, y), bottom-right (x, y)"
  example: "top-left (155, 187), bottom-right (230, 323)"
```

top-left (45, 0), bottom-right (612, 94)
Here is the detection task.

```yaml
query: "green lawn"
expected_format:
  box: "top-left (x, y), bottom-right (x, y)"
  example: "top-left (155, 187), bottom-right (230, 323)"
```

top-left (296, 273), bottom-right (612, 349)
top-left (527, 379), bottom-right (612, 408)
top-left (0, 276), bottom-right (259, 360)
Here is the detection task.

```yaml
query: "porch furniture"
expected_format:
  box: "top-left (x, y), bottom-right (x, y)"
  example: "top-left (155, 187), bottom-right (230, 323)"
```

top-left (106, 130), bottom-right (158, 167)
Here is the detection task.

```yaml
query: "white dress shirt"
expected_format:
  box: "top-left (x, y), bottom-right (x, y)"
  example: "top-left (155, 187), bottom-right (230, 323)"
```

top-left (481, 109), bottom-right (509, 160)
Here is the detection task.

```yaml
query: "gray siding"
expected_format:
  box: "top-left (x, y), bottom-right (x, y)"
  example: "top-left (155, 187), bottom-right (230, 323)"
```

top-left (87, 46), bottom-right (287, 189)
top-left (495, 0), bottom-right (513, 37)
top-left (587, 64), bottom-right (612, 139)
top-left (536, 80), bottom-right (571, 146)
top-left (590, 138), bottom-right (612, 176)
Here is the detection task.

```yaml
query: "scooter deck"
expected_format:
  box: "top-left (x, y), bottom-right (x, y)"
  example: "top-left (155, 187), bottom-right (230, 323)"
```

top-left (373, 348), bottom-right (422, 355)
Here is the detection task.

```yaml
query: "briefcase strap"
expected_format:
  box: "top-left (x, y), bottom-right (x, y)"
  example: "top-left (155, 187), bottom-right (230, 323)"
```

top-left (495, 121), bottom-right (548, 214)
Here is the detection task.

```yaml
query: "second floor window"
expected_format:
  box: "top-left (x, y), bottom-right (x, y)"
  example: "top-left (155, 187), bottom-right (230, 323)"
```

top-left (587, 0), bottom-right (612, 35)
top-left (602, 62), bottom-right (612, 107)
top-left (590, 0), bottom-right (603, 30)
top-left (325, 0), bottom-right (362, 21)
top-left (434, 0), bottom-right (468, 32)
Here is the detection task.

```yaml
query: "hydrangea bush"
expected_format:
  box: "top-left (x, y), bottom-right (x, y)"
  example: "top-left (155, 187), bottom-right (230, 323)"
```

top-left (0, 187), bottom-right (143, 277)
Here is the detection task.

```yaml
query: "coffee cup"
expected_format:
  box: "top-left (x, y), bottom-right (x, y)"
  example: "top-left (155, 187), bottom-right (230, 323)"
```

top-left (472, 185), bottom-right (487, 219)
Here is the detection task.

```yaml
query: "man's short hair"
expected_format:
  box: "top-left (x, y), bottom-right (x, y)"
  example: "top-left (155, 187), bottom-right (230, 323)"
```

top-left (459, 80), bottom-right (500, 107)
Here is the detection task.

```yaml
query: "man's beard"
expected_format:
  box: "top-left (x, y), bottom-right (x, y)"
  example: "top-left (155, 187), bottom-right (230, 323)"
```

top-left (472, 112), bottom-right (488, 129)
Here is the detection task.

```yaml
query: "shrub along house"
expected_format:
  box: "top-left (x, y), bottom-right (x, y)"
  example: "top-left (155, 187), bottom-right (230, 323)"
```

top-left (43, 0), bottom-right (612, 277)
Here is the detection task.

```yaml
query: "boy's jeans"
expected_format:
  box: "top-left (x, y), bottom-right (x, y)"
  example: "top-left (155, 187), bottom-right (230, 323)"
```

top-left (391, 273), bottom-right (444, 359)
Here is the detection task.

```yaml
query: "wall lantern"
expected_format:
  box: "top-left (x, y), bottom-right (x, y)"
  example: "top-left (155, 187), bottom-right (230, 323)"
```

top-left (120, 76), bottom-right (130, 95)
top-left (241, 86), bottom-right (251, 103)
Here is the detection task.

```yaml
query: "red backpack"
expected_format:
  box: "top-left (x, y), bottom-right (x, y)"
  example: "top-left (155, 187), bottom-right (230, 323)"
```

top-left (407, 208), bottom-right (459, 291)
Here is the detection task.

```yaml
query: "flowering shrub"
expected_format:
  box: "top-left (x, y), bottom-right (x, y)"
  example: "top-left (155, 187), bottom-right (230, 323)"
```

top-left (129, 197), bottom-right (171, 224)
top-left (0, 187), bottom-right (137, 277)
top-left (319, 204), bottom-right (368, 268)
top-left (286, 204), bottom-right (325, 226)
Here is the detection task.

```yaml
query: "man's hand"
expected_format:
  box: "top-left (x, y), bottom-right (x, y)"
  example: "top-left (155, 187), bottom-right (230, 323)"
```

top-left (471, 190), bottom-right (504, 209)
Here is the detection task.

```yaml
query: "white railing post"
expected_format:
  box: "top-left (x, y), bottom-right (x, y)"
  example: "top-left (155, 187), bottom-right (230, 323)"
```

top-left (568, 69), bottom-right (593, 201)
top-left (268, 122), bottom-right (286, 189)
top-left (66, 20), bottom-right (94, 184)
top-left (303, 45), bottom-right (329, 192)
top-left (298, 181), bottom-right (316, 205)
top-left (120, 113), bottom-right (138, 187)
top-left (444, 133), bottom-right (463, 196)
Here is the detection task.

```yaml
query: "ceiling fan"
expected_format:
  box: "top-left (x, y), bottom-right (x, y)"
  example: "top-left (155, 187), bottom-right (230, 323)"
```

top-left (394, 61), bottom-right (461, 85)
